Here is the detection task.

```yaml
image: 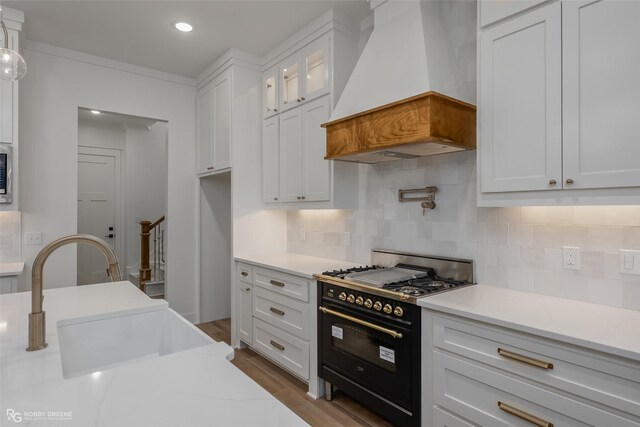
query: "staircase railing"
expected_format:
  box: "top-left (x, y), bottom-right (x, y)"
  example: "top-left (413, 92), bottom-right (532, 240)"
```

top-left (139, 215), bottom-right (165, 292)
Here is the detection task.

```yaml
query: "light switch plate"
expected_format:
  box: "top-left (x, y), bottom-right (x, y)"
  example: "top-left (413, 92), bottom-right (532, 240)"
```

top-left (620, 249), bottom-right (640, 276)
top-left (26, 232), bottom-right (42, 246)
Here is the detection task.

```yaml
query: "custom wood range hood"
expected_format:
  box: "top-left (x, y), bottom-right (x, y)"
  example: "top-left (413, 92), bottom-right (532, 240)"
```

top-left (324, 0), bottom-right (477, 164)
top-left (322, 91), bottom-right (476, 164)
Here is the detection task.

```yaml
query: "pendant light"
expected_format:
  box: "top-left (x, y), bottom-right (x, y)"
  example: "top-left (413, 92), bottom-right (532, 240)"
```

top-left (0, 6), bottom-right (26, 81)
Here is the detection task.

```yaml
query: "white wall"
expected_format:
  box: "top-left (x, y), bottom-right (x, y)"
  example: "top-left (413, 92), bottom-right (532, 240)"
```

top-left (19, 43), bottom-right (198, 320)
top-left (123, 122), bottom-right (167, 269)
top-left (287, 152), bottom-right (640, 311)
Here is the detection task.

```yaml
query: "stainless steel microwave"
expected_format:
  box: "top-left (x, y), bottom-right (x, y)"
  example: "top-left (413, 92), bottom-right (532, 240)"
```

top-left (0, 143), bottom-right (12, 204)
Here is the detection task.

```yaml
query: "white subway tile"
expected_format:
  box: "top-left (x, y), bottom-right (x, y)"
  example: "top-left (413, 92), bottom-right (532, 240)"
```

top-left (508, 224), bottom-right (533, 247)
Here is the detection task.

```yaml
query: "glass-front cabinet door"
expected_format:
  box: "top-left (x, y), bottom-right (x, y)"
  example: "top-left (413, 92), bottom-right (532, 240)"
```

top-left (263, 65), bottom-right (279, 119)
top-left (280, 53), bottom-right (301, 112)
top-left (301, 36), bottom-right (330, 102)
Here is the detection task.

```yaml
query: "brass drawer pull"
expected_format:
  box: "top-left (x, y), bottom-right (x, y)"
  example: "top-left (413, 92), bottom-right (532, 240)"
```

top-left (270, 307), bottom-right (285, 316)
top-left (269, 280), bottom-right (285, 287)
top-left (319, 306), bottom-right (403, 339)
top-left (498, 401), bottom-right (553, 427)
top-left (497, 348), bottom-right (553, 370)
top-left (270, 340), bottom-right (285, 351)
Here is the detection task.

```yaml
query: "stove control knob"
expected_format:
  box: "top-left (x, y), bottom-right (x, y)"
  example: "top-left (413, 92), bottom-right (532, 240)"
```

top-left (373, 301), bottom-right (383, 311)
top-left (383, 304), bottom-right (393, 314)
top-left (338, 292), bottom-right (347, 301)
top-left (364, 299), bottom-right (373, 308)
top-left (355, 296), bottom-right (364, 306)
top-left (347, 294), bottom-right (356, 303)
top-left (393, 306), bottom-right (404, 317)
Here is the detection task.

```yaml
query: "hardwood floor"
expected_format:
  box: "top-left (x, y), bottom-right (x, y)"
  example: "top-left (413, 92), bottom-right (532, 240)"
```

top-left (196, 319), bottom-right (394, 427)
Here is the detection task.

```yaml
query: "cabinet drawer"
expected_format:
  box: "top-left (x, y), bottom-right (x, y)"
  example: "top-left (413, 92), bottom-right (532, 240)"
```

top-left (253, 287), bottom-right (309, 340)
top-left (237, 263), bottom-right (252, 284)
top-left (434, 351), bottom-right (639, 427)
top-left (253, 318), bottom-right (309, 380)
top-left (433, 315), bottom-right (640, 417)
top-left (433, 406), bottom-right (477, 427)
top-left (480, 0), bottom-right (549, 27)
top-left (253, 267), bottom-right (309, 302)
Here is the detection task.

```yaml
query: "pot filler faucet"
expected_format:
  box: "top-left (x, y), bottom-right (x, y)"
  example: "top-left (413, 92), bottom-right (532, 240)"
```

top-left (27, 234), bottom-right (123, 351)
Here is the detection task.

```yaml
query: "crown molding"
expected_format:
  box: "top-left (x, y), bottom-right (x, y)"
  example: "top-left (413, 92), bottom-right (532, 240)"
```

top-left (196, 48), bottom-right (261, 88)
top-left (25, 40), bottom-right (197, 87)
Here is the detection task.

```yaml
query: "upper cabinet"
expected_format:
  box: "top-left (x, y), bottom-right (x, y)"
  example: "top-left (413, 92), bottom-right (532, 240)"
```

top-left (478, 0), bottom-right (640, 206)
top-left (261, 30), bottom-right (359, 208)
top-left (197, 69), bottom-right (232, 175)
top-left (263, 65), bottom-right (279, 118)
top-left (277, 37), bottom-right (330, 115)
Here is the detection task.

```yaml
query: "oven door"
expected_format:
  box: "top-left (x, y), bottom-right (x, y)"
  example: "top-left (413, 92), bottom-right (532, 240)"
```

top-left (319, 302), bottom-right (414, 410)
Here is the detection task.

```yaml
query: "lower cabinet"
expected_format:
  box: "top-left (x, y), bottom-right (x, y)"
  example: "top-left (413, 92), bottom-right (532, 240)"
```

top-left (235, 261), bottom-right (314, 383)
top-left (236, 281), bottom-right (253, 345)
top-left (424, 312), bottom-right (640, 427)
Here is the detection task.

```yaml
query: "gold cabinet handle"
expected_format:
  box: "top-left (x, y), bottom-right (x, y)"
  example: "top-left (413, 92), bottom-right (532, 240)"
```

top-left (497, 348), bottom-right (553, 370)
top-left (270, 307), bottom-right (285, 316)
top-left (498, 402), bottom-right (553, 427)
top-left (270, 340), bottom-right (285, 351)
top-left (269, 279), bottom-right (285, 287)
top-left (319, 306), bottom-right (403, 339)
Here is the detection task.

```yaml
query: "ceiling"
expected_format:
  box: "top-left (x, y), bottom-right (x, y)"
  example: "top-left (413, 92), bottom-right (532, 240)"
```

top-left (5, 1), bottom-right (371, 78)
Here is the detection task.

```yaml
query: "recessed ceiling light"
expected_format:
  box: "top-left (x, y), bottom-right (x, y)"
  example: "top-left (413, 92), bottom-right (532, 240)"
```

top-left (90, 110), bottom-right (101, 115)
top-left (174, 22), bottom-right (194, 32)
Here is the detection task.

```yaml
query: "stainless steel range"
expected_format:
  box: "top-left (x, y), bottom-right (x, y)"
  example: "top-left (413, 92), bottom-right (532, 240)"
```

top-left (315, 249), bottom-right (474, 427)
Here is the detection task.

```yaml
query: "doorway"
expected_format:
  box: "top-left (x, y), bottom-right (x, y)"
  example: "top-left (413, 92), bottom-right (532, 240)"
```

top-left (77, 108), bottom-right (168, 293)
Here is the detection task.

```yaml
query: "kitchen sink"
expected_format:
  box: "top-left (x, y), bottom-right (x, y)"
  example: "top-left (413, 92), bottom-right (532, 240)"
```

top-left (57, 308), bottom-right (214, 379)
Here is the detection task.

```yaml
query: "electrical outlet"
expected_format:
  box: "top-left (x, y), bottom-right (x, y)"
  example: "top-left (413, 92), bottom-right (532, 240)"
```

top-left (26, 232), bottom-right (42, 246)
top-left (620, 249), bottom-right (640, 276)
top-left (563, 246), bottom-right (580, 270)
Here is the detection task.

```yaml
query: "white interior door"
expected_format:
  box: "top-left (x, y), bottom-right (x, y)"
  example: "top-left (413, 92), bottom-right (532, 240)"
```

top-left (77, 150), bottom-right (121, 285)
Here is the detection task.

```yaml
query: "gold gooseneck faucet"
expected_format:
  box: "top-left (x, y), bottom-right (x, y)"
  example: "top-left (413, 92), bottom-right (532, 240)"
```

top-left (27, 234), bottom-right (123, 351)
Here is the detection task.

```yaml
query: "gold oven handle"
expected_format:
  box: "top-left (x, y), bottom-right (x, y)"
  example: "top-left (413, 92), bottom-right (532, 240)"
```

top-left (497, 348), bottom-right (554, 370)
top-left (498, 401), bottom-right (553, 427)
top-left (319, 306), bottom-right (403, 339)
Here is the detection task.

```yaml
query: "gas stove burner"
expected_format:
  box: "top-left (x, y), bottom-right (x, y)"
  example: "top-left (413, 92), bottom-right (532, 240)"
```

top-left (394, 286), bottom-right (428, 297)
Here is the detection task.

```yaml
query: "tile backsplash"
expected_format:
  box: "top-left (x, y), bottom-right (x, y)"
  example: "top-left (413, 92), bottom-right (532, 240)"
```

top-left (287, 152), bottom-right (640, 310)
top-left (0, 211), bottom-right (21, 263)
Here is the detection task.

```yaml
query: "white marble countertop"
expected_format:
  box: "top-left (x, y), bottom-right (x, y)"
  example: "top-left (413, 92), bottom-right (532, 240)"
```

top-left (0, 282), bottom-right (307, 426)
top-left (418, 284), bottom-right (640, 362)
top-left (0, 262), bottom-right (24, 277)
top-left (235, 252), bottom-right (360, 278)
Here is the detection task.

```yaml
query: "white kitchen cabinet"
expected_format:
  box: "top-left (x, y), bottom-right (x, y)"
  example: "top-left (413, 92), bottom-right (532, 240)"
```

top-left (562, 0), bottom-right (640, 190)
top-left (301, 95), bottom-right (330, 202)
top-left (278, 35), bottom-right (329, 114)
top-left (236, 263), bottom-right (253, 345)
top-left (263, 65), bottom-right (279, 119)
top-left (479, 1), bottom-right (562, 193)
top-left (236, 282), bottom-right (253, 345)
top-left (196, 83), bottom-right (213, 174)
top-left (278, 107), bottom-right (304, 202)
top-left (196, 69), bottom-right (232, 175)
top-left (262, 116), bottom-right (280, 203)
top-left (233, 260), bottom-right (320, 394)
top-left (480, 0), bottom-right (548, 28)
top-left (423, 311), bottom-right (640, 427)
top-left (478, 0), bottom-right (640, 205)
top-left (277, 96), bottom-right (330, 203)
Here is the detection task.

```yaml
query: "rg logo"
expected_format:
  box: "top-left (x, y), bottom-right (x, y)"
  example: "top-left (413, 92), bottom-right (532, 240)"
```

top-left (6, 409), bottom-right (22, 423)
